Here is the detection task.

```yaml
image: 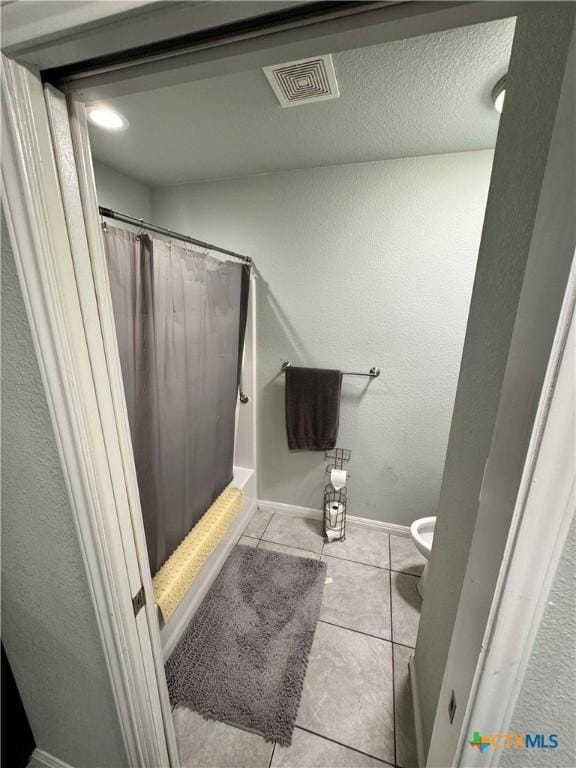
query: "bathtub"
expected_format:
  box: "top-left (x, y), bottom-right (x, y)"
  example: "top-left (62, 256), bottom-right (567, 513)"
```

top-left (159, 465), bottom-right (257, 659)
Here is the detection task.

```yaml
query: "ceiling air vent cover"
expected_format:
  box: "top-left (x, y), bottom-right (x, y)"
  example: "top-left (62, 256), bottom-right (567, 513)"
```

top-left (263, 54), bottom-right (340, 108)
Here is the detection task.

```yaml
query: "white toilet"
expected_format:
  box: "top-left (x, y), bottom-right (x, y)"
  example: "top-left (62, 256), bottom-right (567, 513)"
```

top-left (410, 516), bottom-right (436, 598)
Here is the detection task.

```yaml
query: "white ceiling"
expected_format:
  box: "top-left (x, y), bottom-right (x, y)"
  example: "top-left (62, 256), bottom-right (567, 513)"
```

top-left (88, 18), bottom-right (515, 187)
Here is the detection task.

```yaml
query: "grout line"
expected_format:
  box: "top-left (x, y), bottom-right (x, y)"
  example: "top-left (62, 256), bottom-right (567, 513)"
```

top-left (295, 725), bottom-right (394, 766)
top-left (259, 537), bottom-right (322, 557)
top-left (389, 532), bottom-right (398, 768)
top-left (321, 553), bottom-right (392, 572)
top-left (316, 621), bottom-right (415, 653)
top-left (392, 639), bottom-right (416, 652)
top-left (252, 537), bottom-right (420, 577)
top-left (238, 514), bottom-right (415, 768)
top-left (389, 567), bottom-right (424, 578)
top-left (268, 741), bottom-right (276, 768)
top-left (257, 514), bottom-right (423, 575)
top-left (258, 512), bottom-right (275, 542)
top-left (318, 619), bottom-right (392, 645)
top-left (322, 552), bottom-right (423, 578)
top-left (238, 515), bottom-right (417, 767)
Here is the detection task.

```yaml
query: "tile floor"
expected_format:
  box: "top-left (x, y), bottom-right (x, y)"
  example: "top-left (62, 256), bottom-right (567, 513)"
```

top-left (174, 510), bottom-right (426, 768)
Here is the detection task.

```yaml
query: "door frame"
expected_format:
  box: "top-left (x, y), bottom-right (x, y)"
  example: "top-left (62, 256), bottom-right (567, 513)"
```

top-left (44, 82), bottom-right (180, 767)
top-left (1, 54), bottom-right (174, 768)
top-left (423, 9), bottom-right (575, 763)
top-left (459, 265), bottom-right (575, 767)
top-left (2, 3), bottom-right (574, 767)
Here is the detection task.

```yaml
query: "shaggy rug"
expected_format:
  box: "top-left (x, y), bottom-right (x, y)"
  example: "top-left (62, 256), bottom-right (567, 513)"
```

top-left (165, 544), bottom-right (326, 746)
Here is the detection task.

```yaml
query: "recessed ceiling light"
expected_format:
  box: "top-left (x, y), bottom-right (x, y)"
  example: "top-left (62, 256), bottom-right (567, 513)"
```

top-left (87, 106), bottom-right (129, 131)
top-left (492, 75), bottom-right (506, 114)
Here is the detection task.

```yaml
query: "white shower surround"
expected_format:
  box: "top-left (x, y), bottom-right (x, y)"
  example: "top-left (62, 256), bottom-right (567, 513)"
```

top-left (149, 150), bottom-right (494, 526)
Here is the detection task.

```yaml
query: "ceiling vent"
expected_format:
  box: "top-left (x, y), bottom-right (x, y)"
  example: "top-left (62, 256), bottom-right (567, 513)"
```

top-left (263, 54), bottom-right (340, 108)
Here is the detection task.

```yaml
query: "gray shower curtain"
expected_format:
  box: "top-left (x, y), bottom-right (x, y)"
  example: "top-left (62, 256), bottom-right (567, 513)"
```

top-left (103, 225), bottom-right (249, 575)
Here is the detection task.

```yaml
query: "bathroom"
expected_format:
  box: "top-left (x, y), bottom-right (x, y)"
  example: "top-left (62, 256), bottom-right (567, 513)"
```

top-left (81, 16), bottom-right (512, 767)
top-left (4, 3), bottom-right (574, 768)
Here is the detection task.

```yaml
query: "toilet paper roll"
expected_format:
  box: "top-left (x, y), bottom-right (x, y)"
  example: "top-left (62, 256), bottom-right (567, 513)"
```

top-left (329, 469), bottom-right (347, 490)
top-left (325, 501), bottom-right (344, 528)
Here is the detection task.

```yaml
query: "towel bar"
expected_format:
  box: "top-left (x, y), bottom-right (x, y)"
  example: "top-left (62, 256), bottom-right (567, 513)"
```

top-left (281, 361), bottom-right (380, 378)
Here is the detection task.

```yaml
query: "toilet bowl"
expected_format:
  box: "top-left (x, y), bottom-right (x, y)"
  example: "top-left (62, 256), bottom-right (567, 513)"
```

top-left (410, 516), bottom-right (436, 598)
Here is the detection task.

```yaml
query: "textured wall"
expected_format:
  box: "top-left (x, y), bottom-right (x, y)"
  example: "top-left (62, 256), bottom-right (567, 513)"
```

top-left (94, 159), bottom-right (151, 220)
top-left (500, 518), bottom-right (576, 767)
top-left (150, 151), bottom-right (493, 524)
top-left (1, 214), bottom-right (129, 768)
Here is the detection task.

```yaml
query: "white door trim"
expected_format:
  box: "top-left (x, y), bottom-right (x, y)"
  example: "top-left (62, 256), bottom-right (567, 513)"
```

top-left (43, 82), bottom-right (178, 765)
top-left (1, 54), bottom-right (171, 767)
top-left (455, 266), bottom-right (575, 767)
top-left (409, 653), bottom-right (426, 768)
top-left (424, 12), bottom-right (576, 763)
top-left (63, 90), bottom-right (180, 766)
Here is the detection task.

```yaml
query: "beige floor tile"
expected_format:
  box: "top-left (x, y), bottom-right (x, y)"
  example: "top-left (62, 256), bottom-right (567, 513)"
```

top-left (243, 507), bottom-right (272, 538)
top-left (272, 727), bottom-right (388, 767)
top-left (258, 539), bottom-right (320, 560)
top-left (323, 524), bottom-right (389, 568)
top-left (262, 514), bottom-right (324, 553)
top-left (391, 571), bottom-right (421, 647)
top-left (321, 556), bottom-right (391, 639)
top-left (297, 622), bottom-right (395, 764)
top-left (390, 535), bottom-right (426, 576)
top-left (173, 706), bottom-right (273, 768)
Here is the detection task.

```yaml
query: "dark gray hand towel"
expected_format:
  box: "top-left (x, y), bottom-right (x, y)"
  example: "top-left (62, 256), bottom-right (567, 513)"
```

top-left (285, 366), bottom-right (343, 451)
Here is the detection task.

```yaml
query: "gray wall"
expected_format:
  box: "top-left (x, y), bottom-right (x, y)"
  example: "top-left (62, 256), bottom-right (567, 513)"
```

top-left (1, 214), bottom-right (129, 768)
top-left (150, 151), bottom-right (493, 525)
top-left (501, 518), bottom-right (576, 767)
top-left (94, 159), bottom-right (151, 220)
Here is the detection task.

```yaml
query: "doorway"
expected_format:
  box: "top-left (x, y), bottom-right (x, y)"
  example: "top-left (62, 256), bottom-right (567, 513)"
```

top-left (66, 13), bottom-right (515, 768)
top-left (2, 3), bottom-right (574, 767)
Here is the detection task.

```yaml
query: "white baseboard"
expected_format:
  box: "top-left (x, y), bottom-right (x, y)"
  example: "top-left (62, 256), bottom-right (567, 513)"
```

top-left (30, 749), bottom-right (74, 768)
top-left (348, 513), bottom-right (411, 536)
top-left (257, 499), bottom-right (411, 536)
top-left (409, 653), bottom-right (426, 768)
top-left (258, 499), bottom-right (322, 519)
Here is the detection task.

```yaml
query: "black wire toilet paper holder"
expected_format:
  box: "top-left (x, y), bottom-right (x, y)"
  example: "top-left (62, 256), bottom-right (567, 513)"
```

top-left (323, 486), bottom-right (348, 542)
top-left (323, 448), bottom-right (351, 542)
top-left (325, 448), bottom-right (351, 471)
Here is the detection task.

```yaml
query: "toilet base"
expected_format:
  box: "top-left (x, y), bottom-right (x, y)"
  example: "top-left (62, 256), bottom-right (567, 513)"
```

top-left (417, 561), bottom-right (429, 599)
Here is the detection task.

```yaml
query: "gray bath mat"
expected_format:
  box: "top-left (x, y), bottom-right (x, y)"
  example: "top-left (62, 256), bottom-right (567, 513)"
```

top-left (165, 544), bottom-right (326, 746)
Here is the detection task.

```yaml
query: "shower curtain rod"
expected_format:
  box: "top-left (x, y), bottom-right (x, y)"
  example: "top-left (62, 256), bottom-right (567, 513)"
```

top-left (98, 206), bottom-right (253, 265)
